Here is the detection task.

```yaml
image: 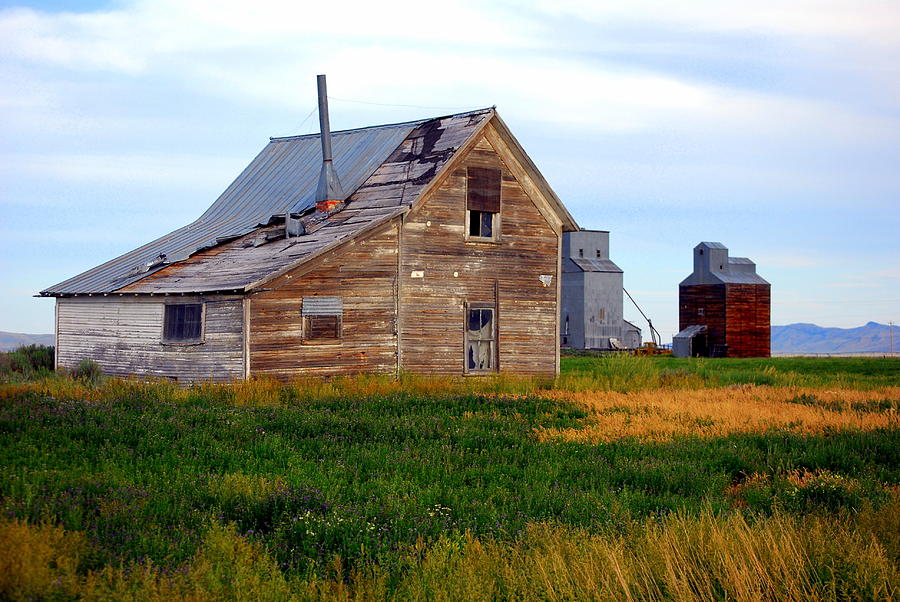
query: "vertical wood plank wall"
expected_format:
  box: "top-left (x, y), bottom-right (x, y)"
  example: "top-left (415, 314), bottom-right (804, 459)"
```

top-left (680, 283), bottom-right (771, 357)
top-left (56, 296), bottom-right (244, 381)
top-left (399, 133), bottom-right (560, 376)
top-left (679, 284), bottom-right (727, 348)
top-left (248, 222), bottom-right (400, 379)
top-left (725, 284), bottom-right (771, 357)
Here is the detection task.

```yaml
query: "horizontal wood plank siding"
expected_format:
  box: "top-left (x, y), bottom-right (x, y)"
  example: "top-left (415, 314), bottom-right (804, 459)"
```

top-left (248, 221), bottom-right (399, 379)
top-left (399, 131), bottom-right (559, 376)
top-left (56, 296), bottom-right (244, 382)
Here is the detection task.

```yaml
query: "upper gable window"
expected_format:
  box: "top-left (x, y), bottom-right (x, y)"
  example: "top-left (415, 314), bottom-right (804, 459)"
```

top-left (466, 167), bottom-right (500, 240)
top-left (163, 303), bottom-right (203, 343)
top-left (302, 296), bottom-right (343, 343)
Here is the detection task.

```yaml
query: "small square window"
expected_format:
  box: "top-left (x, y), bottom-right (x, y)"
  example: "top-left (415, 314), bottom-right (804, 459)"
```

top-left (305, 315), bottom-right (341, 340)
top-left (468, 210), bottom-right (495, 238)
top-left (578, 249), bottom-right (584, 257)
top-left (596, 249), bottom-right (602, 258)
top-left (698, 308), bottom-right (705, 317)
top-left (302, 297), bottom-right (343, 342)
top-left (163, 303), bottom-right (203, 342)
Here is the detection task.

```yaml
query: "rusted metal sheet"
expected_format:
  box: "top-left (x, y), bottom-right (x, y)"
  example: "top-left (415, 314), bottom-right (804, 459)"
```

top-left (45, 108), bottom-right (495, 296)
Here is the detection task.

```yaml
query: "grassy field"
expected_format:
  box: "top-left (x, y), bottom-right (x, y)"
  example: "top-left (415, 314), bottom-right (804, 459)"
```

top-left (0, 354), bottom-right (897, 599)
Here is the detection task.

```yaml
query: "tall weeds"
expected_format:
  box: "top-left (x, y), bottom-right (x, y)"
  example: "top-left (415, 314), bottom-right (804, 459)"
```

top-left (2, 504), bottom-right (896, 601)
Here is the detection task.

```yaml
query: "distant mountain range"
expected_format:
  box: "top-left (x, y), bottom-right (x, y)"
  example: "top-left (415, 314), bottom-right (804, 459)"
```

top-left (0, 332), bottom-right (54, 352)
top-left (3, 324), bottom-right (898, 355)
top-left (772, 322), bottom-right (899, 354)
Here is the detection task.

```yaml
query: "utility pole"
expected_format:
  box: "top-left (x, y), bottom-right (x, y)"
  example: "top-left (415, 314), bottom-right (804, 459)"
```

top-left (891, 321), bottom-right (895, 356)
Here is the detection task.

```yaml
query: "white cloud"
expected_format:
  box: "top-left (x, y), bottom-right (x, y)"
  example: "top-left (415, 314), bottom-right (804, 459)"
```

top-left (2, 0), bottom-right (898, 142)
top-left (527, 0), bottom-right (900, 43)
top-left (0, 152), bottom-right (241, 189)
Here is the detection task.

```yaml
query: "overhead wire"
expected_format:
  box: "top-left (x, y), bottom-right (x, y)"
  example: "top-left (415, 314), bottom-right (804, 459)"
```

top-left (327, 95), bottom-right (481, 112)
top-left (290, 105), bottom-right (319, 136)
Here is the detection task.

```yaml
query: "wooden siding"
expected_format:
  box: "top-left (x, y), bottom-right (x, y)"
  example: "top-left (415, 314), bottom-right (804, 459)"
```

top-left (399, 130), bottom-right (560, 376)
top-left (679, 284), bottom-right (727, 350)
top-left (248, 221), bottom-right (400, 379)
top-left (725, 284), bottom-right (771, 357)
top-left (56, 295), bottom-right (244, 381)
top-left (680, 283), bottom-right (771, 357)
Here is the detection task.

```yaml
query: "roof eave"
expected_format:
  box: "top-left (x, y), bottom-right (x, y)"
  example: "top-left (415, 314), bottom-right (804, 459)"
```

top-left (242, 209), bottom-right (408, 293)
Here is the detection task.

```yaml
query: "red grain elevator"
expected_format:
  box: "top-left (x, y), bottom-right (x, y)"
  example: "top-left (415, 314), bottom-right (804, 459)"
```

top-left (675, 242), bottom-right (770, 358)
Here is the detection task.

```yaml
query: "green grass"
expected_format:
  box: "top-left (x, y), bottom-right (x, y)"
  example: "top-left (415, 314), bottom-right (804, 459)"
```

top-left (0, 355), bottom-right (897, 598)
top-left (562, 354), bottom-right (900, 389)
top-left (1, 385), bottom-right (897, 575)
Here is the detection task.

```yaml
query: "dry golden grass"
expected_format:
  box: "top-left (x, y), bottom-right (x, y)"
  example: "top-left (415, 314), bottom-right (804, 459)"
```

top-left (0, 519), bottom-right (86, 600)
top-left (538, 386), bottom-right (900, 443)
top-left (3, 502), bottom-right (895, 601)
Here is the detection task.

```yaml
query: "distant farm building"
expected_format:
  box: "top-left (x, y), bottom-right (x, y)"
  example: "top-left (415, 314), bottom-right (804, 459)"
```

top-left (41, 87), bottom-right (579, 381)
top-left (560, 230), bottom-right (640, 350)
top-left (674, 242), bottom-right (770, 358)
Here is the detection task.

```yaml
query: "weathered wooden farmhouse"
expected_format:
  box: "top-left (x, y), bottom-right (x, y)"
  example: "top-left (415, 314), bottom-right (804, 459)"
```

top-left (674, 242), bottom-right (770, 358)
top-left (41, 86), bottom-right (578, 381)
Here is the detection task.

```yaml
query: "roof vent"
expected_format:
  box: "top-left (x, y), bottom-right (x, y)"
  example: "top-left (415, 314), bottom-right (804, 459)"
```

top-left (315, 74), bottom-right (345, 213)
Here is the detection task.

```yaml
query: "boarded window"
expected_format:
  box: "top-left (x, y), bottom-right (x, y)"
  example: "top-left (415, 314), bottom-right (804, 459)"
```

top-left (466, 167), bottom-right (500, 240)
top-left (163, 303), bottom-right (202, 342)
top-left (305, 315), bottom-right (341, 340)
top-left (465, 306), bottom-right (496, 372)
top-left (466, 167), bottom-right (500, 212)
top-left (302, 297), bottom-right (342, 341)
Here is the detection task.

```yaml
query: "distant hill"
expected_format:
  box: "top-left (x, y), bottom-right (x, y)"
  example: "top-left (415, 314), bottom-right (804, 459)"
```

top-left (772, 322), bottom-right (899, 354)
top-left (0, 332), bottom-right (55, 352)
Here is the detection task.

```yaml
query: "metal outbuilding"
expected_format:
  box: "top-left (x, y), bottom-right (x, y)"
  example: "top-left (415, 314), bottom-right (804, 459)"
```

top-left (560, 230), bottom-right (640, 350)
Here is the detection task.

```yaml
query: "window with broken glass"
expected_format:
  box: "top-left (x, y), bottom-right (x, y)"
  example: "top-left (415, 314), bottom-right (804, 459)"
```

top-left (465, 305), bottom-right (496, 372)
top-left (466, 166), bottom-right (500, 240)
top-left (163, 303), bottom-right (203, 343)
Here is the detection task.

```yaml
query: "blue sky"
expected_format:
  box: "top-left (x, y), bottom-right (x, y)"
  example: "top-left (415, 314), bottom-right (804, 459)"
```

top-left (1, 0), bottom-right (898, 339)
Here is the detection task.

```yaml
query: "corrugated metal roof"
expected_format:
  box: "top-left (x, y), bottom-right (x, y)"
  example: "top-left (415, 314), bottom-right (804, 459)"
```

top-left (564, 258), bottom-right (623, 273)
top-left (680, 243), bottom-right (769, 286)
top-left (41, 117), bottom-right (433, 295)
top-left (115, 109), bottom-right (495, 294)
top-left (674, 324), bottom-right (707, 339)
top-left (714, 272), bottom-right (769, 285)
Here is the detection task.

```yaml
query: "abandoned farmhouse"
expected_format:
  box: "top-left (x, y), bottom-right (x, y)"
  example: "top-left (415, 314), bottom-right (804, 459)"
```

top-left (42, 94), bottom-right (581, 381)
